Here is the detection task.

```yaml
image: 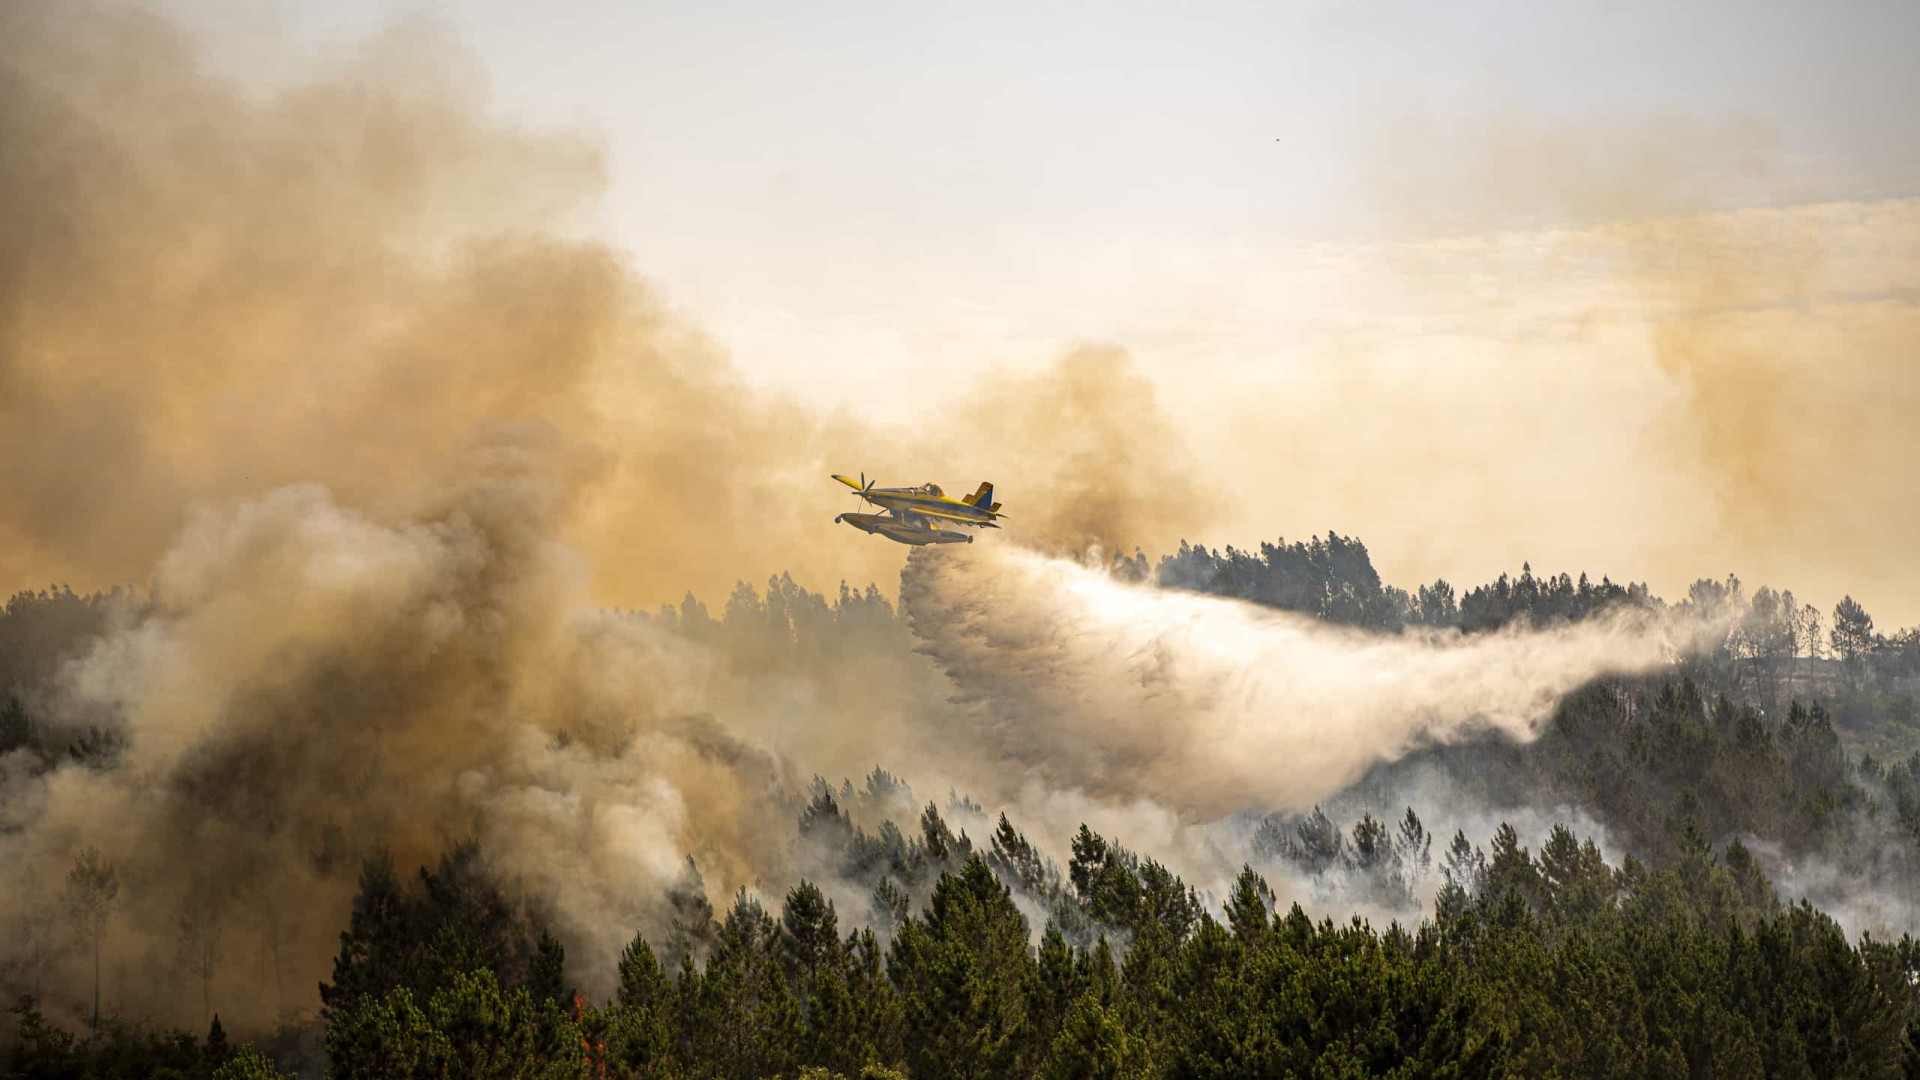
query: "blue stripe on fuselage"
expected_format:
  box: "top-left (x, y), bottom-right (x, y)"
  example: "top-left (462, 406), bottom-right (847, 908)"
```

top-left (870, 494), bottom-right (991, 517)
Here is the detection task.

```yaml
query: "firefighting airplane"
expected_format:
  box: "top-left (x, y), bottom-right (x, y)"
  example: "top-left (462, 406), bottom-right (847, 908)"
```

top-left (831, 472), bottom-right (1006, 546)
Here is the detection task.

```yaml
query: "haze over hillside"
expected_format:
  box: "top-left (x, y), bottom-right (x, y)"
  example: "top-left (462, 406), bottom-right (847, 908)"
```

top-left (2, 2), bottom-right (1918, 1077)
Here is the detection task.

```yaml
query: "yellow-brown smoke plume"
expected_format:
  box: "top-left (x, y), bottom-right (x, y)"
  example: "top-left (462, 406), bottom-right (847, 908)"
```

top-left (0, 0), bottom-right (1218, 1030)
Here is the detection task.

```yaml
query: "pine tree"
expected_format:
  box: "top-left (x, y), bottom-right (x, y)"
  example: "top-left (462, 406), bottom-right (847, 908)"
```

top-left (1223, 865), bottom-right (1273, 943)
top-left (1068, 825), bottom-right (1108, 898)
top-left (872, 878), bottom-right (911, 935)
top-left (1483, 823), bottom-right (1540, 910)
top-left (780, 880), bottom-right (843, 988)
top-left (1442, 830), bottom-right (1485, 897)
top-left (1039, 991), bottom-right (1151, 1080)
top-left (1023, 922), bottom-right (1079, 1070)
top-left (177, 880), bottom-right (223, 1029)
top-left (894, 857), bottom-right (1033, 1080)
top-left (1539, 825), bottom-right (1613, 926)
top-left (987, 813), bottom-right (1048, 894)
top-left (664, 856), bottom-right (718, 972)
top-left (0, 695), bottom-right (38, 757)
top-left (612, 932), bottom-right (673, 1076)
top-left (63, 846), bottom-right (118, 1034)
top-left (1397, 807), bottom-right (1432, 875)
top-left (204, 1013), bottom-right (231, 1067)
top-left (528, 928), bottom-right (567, 1004)
top-left (320, 855), bottom-right (408, 1022)
top-left (618, 931), bottom-right (670, 1009)
top-left (1831, 595), bottom-right (1876, 681)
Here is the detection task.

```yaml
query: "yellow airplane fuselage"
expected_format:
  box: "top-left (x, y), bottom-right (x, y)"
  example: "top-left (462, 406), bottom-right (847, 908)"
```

top-left (830, 474), bottom-right (1005, 527)
top-left (830, 473), bottom-right (1006, 547)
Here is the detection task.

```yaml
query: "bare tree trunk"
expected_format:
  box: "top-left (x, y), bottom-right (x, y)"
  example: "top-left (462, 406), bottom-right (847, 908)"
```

top-left (92, 938), bottom-right (101, 1034)
top-left (260, 914), bottom-right (284, 1023)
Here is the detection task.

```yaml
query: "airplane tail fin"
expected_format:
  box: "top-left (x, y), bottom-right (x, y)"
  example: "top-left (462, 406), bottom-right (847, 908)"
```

top-left (966, 481), bottom-right (995, 508)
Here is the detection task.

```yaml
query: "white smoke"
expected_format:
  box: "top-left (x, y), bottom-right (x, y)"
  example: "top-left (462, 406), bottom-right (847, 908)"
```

top-left (902, 542), bottom-right (1729, 818)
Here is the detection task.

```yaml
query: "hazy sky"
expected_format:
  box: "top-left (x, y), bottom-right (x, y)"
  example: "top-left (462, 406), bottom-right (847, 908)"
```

top-left (184, 1), bottom-right (1920, 386)
top-left (156, 0), bottom-right (1920, 622)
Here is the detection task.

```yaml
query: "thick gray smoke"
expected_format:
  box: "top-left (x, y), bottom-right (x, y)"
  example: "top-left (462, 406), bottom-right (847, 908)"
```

top-left (1, 431), bottom-right (806, 1020)
top-left (902, 542), bottom-right (1730, 817)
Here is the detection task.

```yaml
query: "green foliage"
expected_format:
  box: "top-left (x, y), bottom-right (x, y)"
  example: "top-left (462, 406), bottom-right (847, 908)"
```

top-left (318, 843), bottom-right (562, 1025)
top-left (325, 969), bottom-right (589, 1080)
top-left (607, 933), bottom-right (674, 1076)
top-left (3, 994), bottom-right (229, 1080)
top-left (0, 696), bottom-right (38, 758)
top-left (528, 930), bottom-right (568, 1006)
top-left (203, 1015), bottom-right (229, 1068)
top-left (891, 856), bottom-right (1033, 1080)
top-left (13, 813), bottom-right (1920, 1080)
top-left (1040, 991), bottom-right (1151, 1080)
top-left (211, 1045), bottom-right (292, 1080)
top-left (1834, 594), bottom-right (1877, 671)
top-left (1222, 865), bottom-right (1273, 942)
top-left (0, 586), bottom-right (116, 710)
top-left (1157, 533), bottom-right (1413, 630)
top-left (10, 560), bottom-right (1920, 1080)
top-left (672, 888), bottom-right (803, 1080)
top-left (779, 881), bottom-right (841, 988)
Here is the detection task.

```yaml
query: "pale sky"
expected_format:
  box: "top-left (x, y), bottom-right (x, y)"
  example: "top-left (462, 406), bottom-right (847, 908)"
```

top-left (161, 0), bottom-right (1920, 623)
top-left (172, 0), bottom-right (1920, 384)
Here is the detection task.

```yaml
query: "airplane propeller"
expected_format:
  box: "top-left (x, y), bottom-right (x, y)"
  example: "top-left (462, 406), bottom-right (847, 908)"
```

top-left (849, 471), bottom-right (876, 514)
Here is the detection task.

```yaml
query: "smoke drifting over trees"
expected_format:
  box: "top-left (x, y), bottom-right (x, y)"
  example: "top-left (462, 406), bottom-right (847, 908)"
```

top-left (0, 0), bottom-right (1222, 1030)
top-left (900, 543), bottom-right (1727, 816)
top-left (5, 2), bottom-right (1920, 1077)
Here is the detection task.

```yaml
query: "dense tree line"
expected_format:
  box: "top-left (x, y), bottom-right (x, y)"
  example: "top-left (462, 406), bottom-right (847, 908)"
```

top-left (1154, 535), bottom-right (1919, 691)
top-left (1155, 534), bottom-right (1414, 631)
top-left (6, 530), bottom-right (1920, 1077)
top-left (16, 807), bottom-right (1920, 1078)
top-left (1154, 536), bottom-right (1664, 634)
top-left (1328, 678), bottom-right (1862, 870)
top-left (1156, 539), bottom-right (1919, 770)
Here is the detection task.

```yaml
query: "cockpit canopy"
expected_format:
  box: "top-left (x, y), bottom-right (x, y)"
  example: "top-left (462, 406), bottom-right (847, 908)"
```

top-left (921, 483), bottom-right (944, 496)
